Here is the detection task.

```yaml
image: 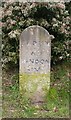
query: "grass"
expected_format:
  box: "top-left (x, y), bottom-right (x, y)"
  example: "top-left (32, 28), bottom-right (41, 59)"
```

top-left (2, 61), bottom-right (70, 118)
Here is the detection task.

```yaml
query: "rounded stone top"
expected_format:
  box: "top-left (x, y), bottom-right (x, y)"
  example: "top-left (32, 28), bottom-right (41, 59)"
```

top-left (22, 25), bottom-right (50, 35)
top-left (20, 25), bottom-right (51, 42)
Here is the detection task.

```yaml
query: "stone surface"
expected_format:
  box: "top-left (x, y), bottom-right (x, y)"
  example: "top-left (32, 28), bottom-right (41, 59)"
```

top-left (19, 25), bottom-right (51, 105)
top-left (20, 25), bottom-right (51, 74)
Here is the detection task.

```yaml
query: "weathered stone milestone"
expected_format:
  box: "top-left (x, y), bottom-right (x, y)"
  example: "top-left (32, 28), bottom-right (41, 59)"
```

top-left (19, 25), bottom-right (51, 105)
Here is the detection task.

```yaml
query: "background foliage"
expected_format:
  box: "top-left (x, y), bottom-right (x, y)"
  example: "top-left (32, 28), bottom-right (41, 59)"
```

top-left (2, 2), bottom-right (71, 68)
top-left (2, 2), bottom-right (70, 118)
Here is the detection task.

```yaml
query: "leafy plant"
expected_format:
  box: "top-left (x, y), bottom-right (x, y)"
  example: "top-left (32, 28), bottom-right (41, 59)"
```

top-left (2, 2), bottom-right (71, 68)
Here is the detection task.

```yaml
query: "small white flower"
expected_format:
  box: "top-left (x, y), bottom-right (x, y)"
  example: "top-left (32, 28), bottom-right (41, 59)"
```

top-left (52, 18), bottom-right (56, 22)
top-left (64, 11), bottom-right (69, 15)
top-left (19, 21), bottom-right (24, 26)
top-left (66, 17), bottom-right (70, 20)
top-left (56, 14), bottom-right (60, 18)
top-left (11, 20), bottom-right (16, 25)
top-left (67, 26), bottom-right (70, 30)
top-left (11, 33), bottom-right (16, 38)
top-left (56, 3), bottom-right (65, 10)
top-left (59, 56), bottom-right (63, 60)
top-left (63, 23), bottom-right (66, 26)
top-left (67, 54), bottom-right (69, 57)
top-left (53, 23), bottom-right (58, 27)
top-left (8, 31), bottom-right (16, 38)
top-left (66, 21), bottom-right (69, 25)
top-left (14, 6), bottom-right (20, 10)
top-left (6, 10), bottom-right (12, 16)
top-left (9, 6), bottom-right (13, 11)
top-left (30, 3), bottom-right (36, 8)
top-left (14, 30), bottom-right (20, 35)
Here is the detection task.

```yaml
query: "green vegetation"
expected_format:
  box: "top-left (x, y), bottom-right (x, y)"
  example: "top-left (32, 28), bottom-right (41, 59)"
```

top-left (2, 2), bottom-right (71, 68)
top-left (2, 61), bottom-right (69, 118)
top-left (2, 1), bottom-right (70, 118)
top-left (20, 73), bottom-right (50, 98)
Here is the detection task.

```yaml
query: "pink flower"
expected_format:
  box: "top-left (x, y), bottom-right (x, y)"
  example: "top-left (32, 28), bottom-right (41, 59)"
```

top-left (11, 20), bottom-right (16, 25)
top-left (56, 3), bottom-right (65, 9)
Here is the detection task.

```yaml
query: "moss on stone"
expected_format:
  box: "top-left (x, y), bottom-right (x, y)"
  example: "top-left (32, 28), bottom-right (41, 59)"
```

top-left (19, 73), bottom-right (50, 99)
